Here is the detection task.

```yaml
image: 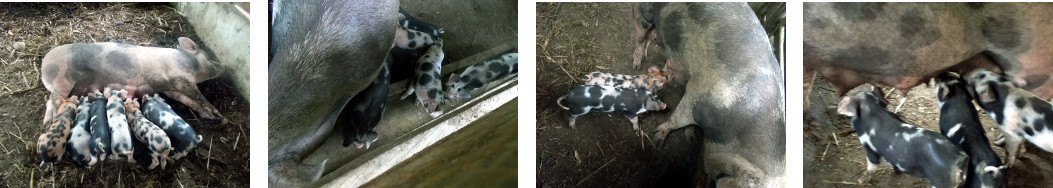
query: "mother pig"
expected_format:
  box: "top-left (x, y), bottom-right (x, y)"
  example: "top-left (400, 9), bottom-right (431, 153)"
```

top-left (40, 37), bottom-right (226, 125)
top-left (804, 3), bottom-right (1053, 108)
top-left (268, 0), bottom-right (398, 186)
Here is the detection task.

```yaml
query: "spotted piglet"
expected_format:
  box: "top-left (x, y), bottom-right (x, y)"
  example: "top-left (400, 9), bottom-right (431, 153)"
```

top-left (392, 7), bottom-right (443, 51)
top-left (964, 68), bottom-right (1053, 167)
top-left (582, 66), bottom-right (666, 92)
top-left (125, 98), bottom-right (173, 169)
top-left (143, 94), bottom-right (201, 160)
top-left (838, 89), bottom-right (967, 187)
top-left (89, 90), bottom-right (111, 162)
top-left (400, 43), bottom-right (446, 118)
top-left (67, 96), bottom-right (97, 168)
top-left (37, 96), bottom-right (78, 166)
top-left (557, 85), bottom-right (667, 130)
top-left (106, 88), bottom-right (134, 162)
top-left (446, 52), bottom-right (518, 99)
top-left (935, 72), bottom-right (1006, 188)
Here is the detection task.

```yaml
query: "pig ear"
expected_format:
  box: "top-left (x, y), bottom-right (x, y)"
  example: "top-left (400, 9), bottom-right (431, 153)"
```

top-left (648, 66), bottom-right (660, 74)
top-left (447, 74), bottom-right (457, 86)
top-left (837, 96), bottom-right (858, 117)
top-left (937, 82), bottom-right (951, 102)
top-left (977, 82), bottom-right (999, 103)
top-left (178, 37), bottom-right (199, 54)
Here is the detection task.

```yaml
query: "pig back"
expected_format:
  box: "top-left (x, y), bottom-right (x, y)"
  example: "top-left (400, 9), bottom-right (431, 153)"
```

top-left (659, 2), bottom-right (786, 178)
top-left (41, 42), bottom-right (208, 95)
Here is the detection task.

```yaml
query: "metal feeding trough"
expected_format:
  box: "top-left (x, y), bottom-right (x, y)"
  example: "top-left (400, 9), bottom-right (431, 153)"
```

top-left (303, 43), bottom-right (518, 187)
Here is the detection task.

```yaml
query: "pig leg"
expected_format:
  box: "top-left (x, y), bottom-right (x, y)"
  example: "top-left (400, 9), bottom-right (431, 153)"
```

top-left (632, 26), bottom-right (656, 70)
top-left (568, 114), bottom-right (580, 129)
top-left (654, 103), bottom-right (697, 146)
top-left (162, 90), bottom-right (227, 124)
top-left (803, 69), bottom-right (815, 111)
top-left (625, 114), bottom-right (639, 130)
top-left (858, 146), bottom-right (882, 184)
top-left (703, 153), bottom-right (765, 187)
top-left (1003, 132), bottom-right (1024, 167)
top-left (148, 154), bottom-right (159, 169)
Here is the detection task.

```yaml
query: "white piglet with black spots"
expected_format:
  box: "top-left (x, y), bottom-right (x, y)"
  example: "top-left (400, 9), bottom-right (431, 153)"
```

top-left (143, 94), bottom-right (201, 160)
top-left (401, 43), bottom-right (446, 118)
top-left (557, 85), bottom-right (667, 130)
top-left (106, 88), bottom-right (134, 162)
top-left (125, 97), bottom-right (173, 169)
top-left (964, 68), bottom-right (1053, 167)
top-left (446, 52), bottom-right (518, 99)
top-left (67, 96), bottom-right (97, 168)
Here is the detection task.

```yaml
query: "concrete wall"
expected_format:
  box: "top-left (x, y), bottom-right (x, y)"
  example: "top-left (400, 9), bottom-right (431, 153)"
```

top-left (174, 2), bottom-right (251, 101)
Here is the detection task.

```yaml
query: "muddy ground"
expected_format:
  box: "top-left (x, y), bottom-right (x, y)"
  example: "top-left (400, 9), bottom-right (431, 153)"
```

top-left (804, 76), bottom-right (1053, 187)
top-left (536, 3), bottom-right (704, 187)
top-left (0, 3), bottom-right (249, 187)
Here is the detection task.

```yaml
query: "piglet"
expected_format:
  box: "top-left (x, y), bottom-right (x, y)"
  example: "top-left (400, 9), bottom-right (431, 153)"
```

top-left (557, 85), bottom-right (667, 130)
top-left (37, 96), bottom-right (78, 166)
top-left (936, 72), bottom-right (1006, 188)
top-left (106, 88), bottom-right (134, 162)
top-left (964, 68), bottom-right (1053, 168)
top-left (398, 7), bottom-right (443, 39)
top-left (89, 90), bottom-right (111, 162)
top-left (838, 89), bottom-right (968, 187)
top-left (446, 52), bottom-right (518, 99)
top-left (392, 7), bottom-right (443, 51)
top-left (143, 94), bottom-right (202, 160)
top-left (67, 96), bottom-right (97, 168)
top-left (125, 97), bottom-right (173, 169)
top-left (582, 65), bottom-right (666, 92)
top-left (400, 43), bottom-right (446, 118)
top-left (338, 54), bottom-right (391, 149)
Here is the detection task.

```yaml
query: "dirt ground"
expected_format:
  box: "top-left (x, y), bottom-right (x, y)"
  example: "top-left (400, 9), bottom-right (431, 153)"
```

top-left (536, 3), bottom-right (705, 187)
top-left (536, 2), bottom-right (785, 187)
top-left (804, 76), bottom-right (1053, 187)
top-left (0, 3), bottom-right (249, 187)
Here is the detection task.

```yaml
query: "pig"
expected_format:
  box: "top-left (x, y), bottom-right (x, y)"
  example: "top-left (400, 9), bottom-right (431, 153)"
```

top-left (67, 96), bottom-right (97, 168)
top-left (936, 72), bottom-right (1007, 188)
top-left (964, 68), bottom-right (1053, 168)
top-left (106, 88), bottom-right (134, 162)
top-left (838, 89), bottom-right (969, 187)
top-left (645, 3), bottom-right (786, 187)
top-left (398, 7), bottom-right (443, 39)
top-left (36, 96), bottom-right (78, 165)
top-left (392, 8), bottom-right (443, 51)
top-left (556, 85), bottom-right (667, 130)
top-left (89, 90), bottom-right (111, 162)
top-left (143, 94), bottom-right (201, 160)
top-left (581, 66), bottom-right (666, 92)
top-left (125, 97), bottom-right (173, 170)
top-left (400, 43), bottom-right (446, 118)
top-left (40, 36), bottom-right (227, 127)
top-left (445, 52), bottom-right (518, 99)
top-left (337, 54), bottom-right (392, 149)
top-left (268, 0), bottom-right (397, 186)
top-left (803, 3), bottom-right (1053, 109)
